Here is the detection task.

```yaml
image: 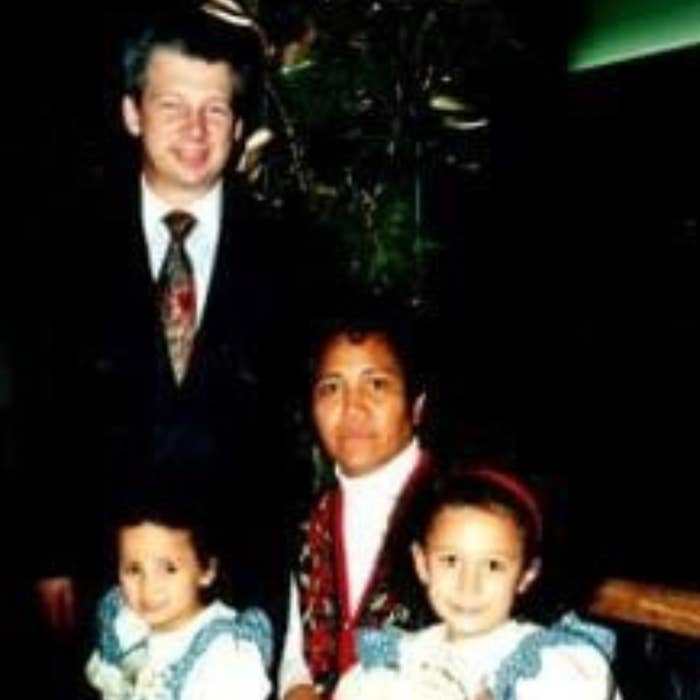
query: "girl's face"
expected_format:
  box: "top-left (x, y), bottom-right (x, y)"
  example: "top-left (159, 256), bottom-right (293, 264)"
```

top-left (412, 504), bottom-right (538, 641)
top-left (118, 522), bottom-right (216, 632)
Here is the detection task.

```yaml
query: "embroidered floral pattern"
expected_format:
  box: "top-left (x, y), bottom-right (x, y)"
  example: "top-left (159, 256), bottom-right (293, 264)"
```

top-left (299, 492), bottom-right (338, 689)
top-left (493, 612), bottom-right (616, 700)
top-left (87, 593), bottom-right (271, 700)
top-left (297, 457), bottom-right (433, 697)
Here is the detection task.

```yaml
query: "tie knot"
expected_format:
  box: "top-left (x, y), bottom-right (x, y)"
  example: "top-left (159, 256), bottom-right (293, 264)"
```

top-left (163, 210), bottom-right (196, 243)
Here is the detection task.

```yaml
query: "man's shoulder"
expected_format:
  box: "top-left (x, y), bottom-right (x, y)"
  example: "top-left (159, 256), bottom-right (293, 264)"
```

top-left (220, 176), bottom-right (271, 226)
top-left (219, 177), bottom-right (306, 262)
top-left (58, 169), bottom-right (140, 243)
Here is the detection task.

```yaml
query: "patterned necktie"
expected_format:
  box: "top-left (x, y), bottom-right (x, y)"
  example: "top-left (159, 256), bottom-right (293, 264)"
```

top-left (158, 210), bottom-right (197, 384)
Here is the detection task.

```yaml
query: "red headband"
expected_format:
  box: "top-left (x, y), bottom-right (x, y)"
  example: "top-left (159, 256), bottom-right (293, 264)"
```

top-left (469, 467), bottom-right (543, 543)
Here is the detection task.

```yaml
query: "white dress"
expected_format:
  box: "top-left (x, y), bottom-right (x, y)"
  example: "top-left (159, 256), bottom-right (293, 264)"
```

top-left (86, 588), bottom-right (272, 700)
top-left (335, 614), bottom-right (622, 700)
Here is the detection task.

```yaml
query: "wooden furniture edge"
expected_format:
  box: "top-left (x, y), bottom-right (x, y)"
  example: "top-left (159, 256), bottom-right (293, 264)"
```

top-left (588, 578), bottom-right (700, 640)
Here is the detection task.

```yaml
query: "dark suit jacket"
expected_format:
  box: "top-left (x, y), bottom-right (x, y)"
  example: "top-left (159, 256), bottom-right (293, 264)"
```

top-left (16, 169), bottom-right (305, 650)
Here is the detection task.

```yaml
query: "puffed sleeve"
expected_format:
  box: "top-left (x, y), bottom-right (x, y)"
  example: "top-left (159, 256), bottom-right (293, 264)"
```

top-left (515, 644), bottom-right (620, 700)
top-left (189, 635), bottom-right (272, 700)
top-left (85, 587), bottom-right (149, 700)
top-left (182, 607), bottom-right (273, 700)
top-left (493, 614), bottom-right (621, 700)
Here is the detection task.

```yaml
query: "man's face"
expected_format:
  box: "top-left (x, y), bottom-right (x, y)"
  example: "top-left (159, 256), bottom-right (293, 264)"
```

top-left (122, 48), bottom-right (241, 205)
top-left (312, 332), bottom-right (416, 478)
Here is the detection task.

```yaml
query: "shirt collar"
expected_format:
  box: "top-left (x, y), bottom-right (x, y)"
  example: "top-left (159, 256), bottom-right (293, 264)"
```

top-left (336, 438), bottom-right (420, 501)
top-left (141, 176), bottom-right (223, 244)
top-left (438, 618), bottom-right (524, 654)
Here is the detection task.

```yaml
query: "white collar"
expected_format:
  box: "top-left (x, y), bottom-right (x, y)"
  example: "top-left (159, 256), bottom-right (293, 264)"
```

top-left (336, 438), bottom-right (420, 501)
top-left (407, 619), bottom-right (529, 665)
top-left (433, 618), bottom-right (533, 654)
top-left (141, 176), bottom-right (223, 238)
top-left (148, 600), bottom-right (230, 644)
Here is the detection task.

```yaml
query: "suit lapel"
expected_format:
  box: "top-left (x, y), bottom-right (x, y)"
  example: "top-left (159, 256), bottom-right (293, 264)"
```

top-left (182, 183), bottom-right (254, 390)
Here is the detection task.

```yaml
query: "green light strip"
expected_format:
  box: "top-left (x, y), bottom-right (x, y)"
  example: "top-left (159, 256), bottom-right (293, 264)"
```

top-left (569, 2), bottom-right (700, 71)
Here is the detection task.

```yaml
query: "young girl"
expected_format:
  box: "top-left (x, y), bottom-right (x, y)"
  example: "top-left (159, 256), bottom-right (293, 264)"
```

top-left (335, 467), bottom-right (622, 699)
top-left (85, 489), bottom-right (273, 700)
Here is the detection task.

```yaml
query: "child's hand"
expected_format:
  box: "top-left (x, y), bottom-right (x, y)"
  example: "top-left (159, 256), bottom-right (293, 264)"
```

top-left (284, 684), bottom-right (321, 700)
top-left (473, 690), bottom-right (494, 700)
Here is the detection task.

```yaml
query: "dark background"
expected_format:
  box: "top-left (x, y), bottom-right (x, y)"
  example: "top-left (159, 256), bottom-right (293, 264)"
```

top-left (1, 3), bottom-right (697, 595)
top-left (563, 47), bottom-right (698, 588)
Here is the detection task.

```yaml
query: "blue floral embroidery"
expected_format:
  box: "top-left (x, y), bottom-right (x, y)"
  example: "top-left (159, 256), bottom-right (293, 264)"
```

top-left (164, 607), bottom-right (273, 700)
top-left (96, 587), bottom-right (123, 664)
top-left (97, 587), bottom-right (148, 665)
top-left (356, 627), bottom-right (402, 670)
top-left (95, 594), bottom-right (271, 700)
top-left (493, 613), bottom-right (616, 700)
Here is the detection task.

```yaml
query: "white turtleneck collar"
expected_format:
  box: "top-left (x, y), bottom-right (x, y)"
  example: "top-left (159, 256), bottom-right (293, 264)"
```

top-left (335, 438), bottom-right (420, 499)
top-left (335, 438), bottom-right (420, 615)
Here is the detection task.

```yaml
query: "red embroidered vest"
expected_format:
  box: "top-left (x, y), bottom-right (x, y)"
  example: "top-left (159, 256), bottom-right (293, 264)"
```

top-left (296, 453), bottom-right (433, 697)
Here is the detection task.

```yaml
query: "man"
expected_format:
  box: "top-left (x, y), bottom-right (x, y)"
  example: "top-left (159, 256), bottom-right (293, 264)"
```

top-left (20, 8), bottom-right (298, 694)
top-left (279, 309), bottom-right (434, 699)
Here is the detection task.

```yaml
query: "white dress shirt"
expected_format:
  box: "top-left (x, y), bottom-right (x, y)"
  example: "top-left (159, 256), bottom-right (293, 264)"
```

top-left (278, 439), bottom-right (421, 697)
top-left (141, 177), bottom-right (223, 326)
